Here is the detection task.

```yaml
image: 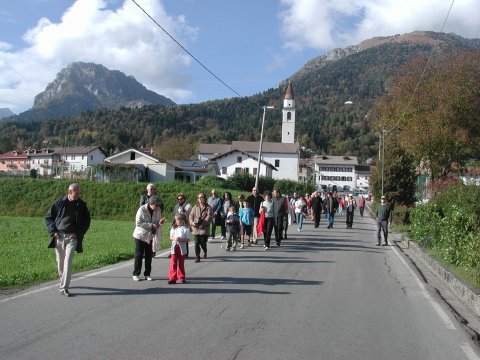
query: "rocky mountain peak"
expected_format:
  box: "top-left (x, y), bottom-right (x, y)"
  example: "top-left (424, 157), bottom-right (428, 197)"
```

top-left (31, 61), bottom-right (175, 116)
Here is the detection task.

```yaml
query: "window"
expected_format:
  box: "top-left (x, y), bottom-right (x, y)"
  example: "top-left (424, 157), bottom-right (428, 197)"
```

top-left (130, 152), bottom-right (135, 161)
top-left (237, 156), bottom-right (242, 163)
top-left (275, 159), bottom-right (280, 167)
top-left (222, 167), bottom-right (227, 174)
top-left (287, 112), bottom-right (291, 120)
top-left (244, 168), bottom-right (249, 174)
top-left (90, 155), bottom-right (93, 161)
top-left (253, 168), bottom-right (257, 176)
top-left (71, 155), bottom-right (75, 160)
top-left (235, 167), bottom-right (242, 174)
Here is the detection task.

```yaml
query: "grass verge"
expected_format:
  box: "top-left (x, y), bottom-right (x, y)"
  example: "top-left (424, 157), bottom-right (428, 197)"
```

top-left (0, 216), bottom-right (173, 289)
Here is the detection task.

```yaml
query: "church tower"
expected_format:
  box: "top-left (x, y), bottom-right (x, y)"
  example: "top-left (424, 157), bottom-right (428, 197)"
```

top-left (281, 82), bottom-right (295, 143)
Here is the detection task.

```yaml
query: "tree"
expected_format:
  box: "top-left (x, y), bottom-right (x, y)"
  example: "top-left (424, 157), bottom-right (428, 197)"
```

top-left (370, 136), bottom-right (416, 206)
top-left (371, 51), bottom-right (480, 180)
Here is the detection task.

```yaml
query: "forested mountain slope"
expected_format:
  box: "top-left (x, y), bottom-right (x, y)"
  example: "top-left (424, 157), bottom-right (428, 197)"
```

top-left (1, 31), bottom-right (479, 163)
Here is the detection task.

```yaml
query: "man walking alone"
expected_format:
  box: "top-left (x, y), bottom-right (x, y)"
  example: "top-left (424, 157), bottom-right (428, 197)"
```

top-left (45, 183), bottom-right (91, 297)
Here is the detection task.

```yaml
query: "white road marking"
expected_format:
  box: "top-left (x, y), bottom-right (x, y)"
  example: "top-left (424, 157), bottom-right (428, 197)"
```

top-left (0, 248), bottom-right (173, 304)
top-left (461, 342), bottom-right (480, 360)
top-left (389, 243), bottom-right (456, 330)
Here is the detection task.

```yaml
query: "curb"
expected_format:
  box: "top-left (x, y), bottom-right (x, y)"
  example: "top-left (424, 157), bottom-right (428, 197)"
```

top-left (398, 238), bottom-right (480, 318)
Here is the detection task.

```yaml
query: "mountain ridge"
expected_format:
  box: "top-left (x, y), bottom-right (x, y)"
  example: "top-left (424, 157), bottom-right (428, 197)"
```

top-left (1, 31), bottom-right (479, 163)
top-left (11, 62), bottom-right (175, 122)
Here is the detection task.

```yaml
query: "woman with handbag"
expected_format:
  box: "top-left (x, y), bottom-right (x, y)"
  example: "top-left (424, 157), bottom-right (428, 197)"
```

top-left (132, 195), bottom-right (166, 281)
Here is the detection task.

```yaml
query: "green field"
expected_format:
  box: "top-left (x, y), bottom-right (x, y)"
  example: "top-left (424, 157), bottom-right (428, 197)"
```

top-left (0, 216), bottom-right (173, 289)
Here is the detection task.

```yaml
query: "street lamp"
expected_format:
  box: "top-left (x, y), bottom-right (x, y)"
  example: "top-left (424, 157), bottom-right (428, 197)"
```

top-left (255, 104), bottom-right (275, 191)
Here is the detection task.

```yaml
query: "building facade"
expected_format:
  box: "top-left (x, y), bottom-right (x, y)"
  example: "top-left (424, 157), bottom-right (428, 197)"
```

top-left (313, 155), bottom-right (359, 191)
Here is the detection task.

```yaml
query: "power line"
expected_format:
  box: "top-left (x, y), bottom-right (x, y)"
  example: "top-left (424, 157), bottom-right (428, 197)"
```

top-left (130, 0), bottom-right (242, 98)
top-left (385, 0), bottom-right (455, 134)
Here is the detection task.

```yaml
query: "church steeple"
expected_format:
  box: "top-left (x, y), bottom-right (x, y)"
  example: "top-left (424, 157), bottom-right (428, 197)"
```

top-left (285, 81), bottom-right (294, 100)
top-left (282, 82), bottom-right (296, 143)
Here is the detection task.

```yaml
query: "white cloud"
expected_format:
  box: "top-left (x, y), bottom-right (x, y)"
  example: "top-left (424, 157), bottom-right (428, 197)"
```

top-left (0, 0), bottom-right (197, 112)
top-left (280, 0), bottom-right (480, 51)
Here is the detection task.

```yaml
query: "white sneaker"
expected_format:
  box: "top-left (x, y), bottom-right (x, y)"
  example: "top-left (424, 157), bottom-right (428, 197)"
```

top-left (265, 246), bottom-right (269, 250)
top-left (133, 276), bottom-right (140, 281)
top-left (240, 244), bottom-right (244, 249)
top-left (220, 236), bottom-right (226, 240)
top-left (145, 276), bottom-right (152, 281)
top-left (297, 228), bottom-right (301, 231)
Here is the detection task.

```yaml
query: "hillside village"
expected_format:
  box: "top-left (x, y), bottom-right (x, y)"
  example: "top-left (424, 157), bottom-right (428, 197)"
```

top-left (0, 83), bottom-right (371, 192)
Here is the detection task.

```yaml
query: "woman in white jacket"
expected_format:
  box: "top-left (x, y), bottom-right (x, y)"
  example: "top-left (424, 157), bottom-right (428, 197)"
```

top-left (132, 195), bottom-right (165, 281)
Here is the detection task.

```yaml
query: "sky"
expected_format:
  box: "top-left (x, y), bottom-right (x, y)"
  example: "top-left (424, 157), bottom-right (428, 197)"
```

top-left (0, 0), bottom-right (479, 114)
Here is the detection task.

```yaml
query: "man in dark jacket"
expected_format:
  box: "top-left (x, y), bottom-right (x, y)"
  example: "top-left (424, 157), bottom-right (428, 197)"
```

top-left (311, 191), bottom-right (323, 228)
top-left (247, 187), bottom-right (264, 244)
top-left (45, 183), bottom-right (91, 297)
top-left (324, 192), bottom-right (338, 229)
top-left (375, 195), bottom-right (393, 246)
top-left (272, 189), bottom-right (287, 246)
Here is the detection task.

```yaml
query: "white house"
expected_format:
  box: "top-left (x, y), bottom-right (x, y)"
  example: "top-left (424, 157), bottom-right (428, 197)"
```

top-left (104, 148), bottom-right (176, 182)
top-left (198, 141), bottom-right (298, 181)
top-left (0, 146), bottom-right (106, 177)
top-left (355, 165), bottom-right (371, 190)
top-left (198, 82), bottom-right (300, 181)
top-left (313, 155), bottom-right (359, 191)
top-left (167, 160), bottom-right (220, 183)
top-left (209, 149), bottom-right (276, 179)
top-left (55, 146), bottom-right (107, 173)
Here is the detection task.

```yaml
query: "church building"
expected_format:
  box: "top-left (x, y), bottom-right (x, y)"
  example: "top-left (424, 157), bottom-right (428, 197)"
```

top-left (198, 82), bottom-right (300, 182)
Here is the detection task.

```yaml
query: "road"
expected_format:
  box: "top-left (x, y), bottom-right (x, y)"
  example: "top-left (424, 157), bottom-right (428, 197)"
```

top-left (1, 211), bottom-right (479, 360)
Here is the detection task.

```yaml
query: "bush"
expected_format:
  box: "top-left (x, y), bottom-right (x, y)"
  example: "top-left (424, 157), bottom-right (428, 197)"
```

top-left (410, 183), bottom-right (480, 284)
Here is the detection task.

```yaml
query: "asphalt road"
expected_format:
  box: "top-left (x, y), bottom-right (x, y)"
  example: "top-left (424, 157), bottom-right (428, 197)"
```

top-left (1, 211), bottom-right (479, 360)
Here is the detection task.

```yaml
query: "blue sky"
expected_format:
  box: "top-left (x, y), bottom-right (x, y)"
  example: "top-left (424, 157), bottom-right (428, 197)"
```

top-left (0, 0), bottom-right (479, 113)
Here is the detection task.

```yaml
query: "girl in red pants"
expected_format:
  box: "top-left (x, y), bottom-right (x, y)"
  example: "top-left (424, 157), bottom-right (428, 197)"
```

top-left (168, 213), bottom-right (190, 284)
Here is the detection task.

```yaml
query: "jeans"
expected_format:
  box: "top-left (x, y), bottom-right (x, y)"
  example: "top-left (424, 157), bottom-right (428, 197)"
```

top-left (274, 216), bottom-right (284, 243)
top-left (346, 211), bottom-right (354, 228)
top-left (295, 212), bottom-right (304, 230)
top-left (377, 219), bottom-right (389, 244)
top-left (327, 212), bottom-right (335, 228)
top-left (263, 217), bottom-right (275, 247)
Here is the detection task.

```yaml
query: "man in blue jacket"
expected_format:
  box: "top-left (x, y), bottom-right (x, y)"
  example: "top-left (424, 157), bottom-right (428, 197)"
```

top-left (45, 183), bottom-right (91, 297)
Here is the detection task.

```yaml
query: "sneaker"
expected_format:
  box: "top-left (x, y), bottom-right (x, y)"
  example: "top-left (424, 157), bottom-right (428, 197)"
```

top-left (265, 246), bottom-right (269, 250)
top-left (180, 279), bottom-right (187, 284)
top-left (132, 275), bottom-right (140, 281)
top-left (240, 244), bottom-right (244, 249)
top-left (145, 276), bottom-right (152, 281)
top-left (168, 280), bottom-right (176, 284)
top-left (60, 289), bottom-right (71, 297)
top-left (226, 247), bottom-right (231, 252)
top-left (298, 228), bottom-right (301, 231)
top-left (220, 236), bottom-right (226, 240)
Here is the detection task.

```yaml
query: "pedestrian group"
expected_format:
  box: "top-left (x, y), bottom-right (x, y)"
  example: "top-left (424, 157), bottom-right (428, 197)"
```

top-left (45, 183), bottom-right (385, 297)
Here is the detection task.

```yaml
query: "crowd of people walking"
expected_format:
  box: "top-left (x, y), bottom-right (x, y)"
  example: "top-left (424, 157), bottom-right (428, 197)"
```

top-left (45, 182), bottom-right (384, 296)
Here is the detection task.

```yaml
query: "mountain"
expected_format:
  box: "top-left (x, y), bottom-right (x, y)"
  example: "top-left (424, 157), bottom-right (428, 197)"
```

top-left (0, 108), bottom-right (14, 120)
top-left (1, 31), bottom-right (479, 161)
top-left (13, 62), bottom-right (175, 122)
